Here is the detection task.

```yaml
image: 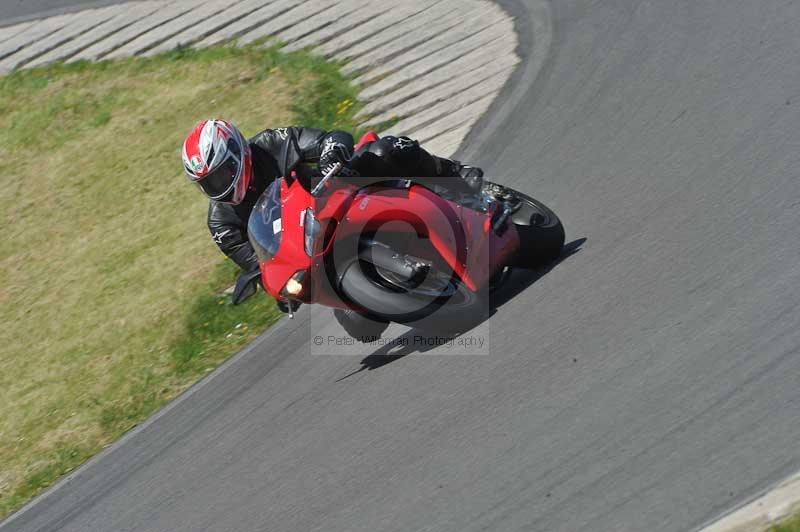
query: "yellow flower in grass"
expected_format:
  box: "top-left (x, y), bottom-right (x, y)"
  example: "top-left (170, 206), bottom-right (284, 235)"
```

top-left (336, 98), bottom-right (354, 115)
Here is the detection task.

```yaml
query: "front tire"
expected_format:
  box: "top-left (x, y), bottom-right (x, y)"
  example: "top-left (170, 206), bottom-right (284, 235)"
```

top-left (338, 259), bottom-right (487, 331)
top-left (333, 308), bottom-right (389, 343)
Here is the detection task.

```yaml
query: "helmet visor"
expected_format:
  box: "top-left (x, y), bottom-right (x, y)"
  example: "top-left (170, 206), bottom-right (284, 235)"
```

top-left (195, 137), bottom-right (243, 200)
top-left (197, 157), bottom-right (239, 199)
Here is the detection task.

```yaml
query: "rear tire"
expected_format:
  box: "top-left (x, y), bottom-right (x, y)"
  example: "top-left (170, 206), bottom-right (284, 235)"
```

top-left (485, 182), bottom-right (565, 266)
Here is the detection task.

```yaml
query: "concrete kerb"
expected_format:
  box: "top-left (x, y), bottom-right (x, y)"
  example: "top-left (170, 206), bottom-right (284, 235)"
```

top-left (698, 472), bottom-right (800, 532)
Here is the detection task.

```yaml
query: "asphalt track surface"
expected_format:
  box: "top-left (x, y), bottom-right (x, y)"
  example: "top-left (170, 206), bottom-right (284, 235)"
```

top-left (0, 0), bottom-right (130, 26)
top-left (3, 1), bottom-right (800, 531)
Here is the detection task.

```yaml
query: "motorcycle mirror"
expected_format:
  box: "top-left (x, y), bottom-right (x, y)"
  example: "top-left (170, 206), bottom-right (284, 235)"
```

top-left (232, 270), bottom-right (262, 306)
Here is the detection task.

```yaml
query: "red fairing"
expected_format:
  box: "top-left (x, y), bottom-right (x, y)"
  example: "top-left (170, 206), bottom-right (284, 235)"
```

top-left (255, 172), bottom-right (521, 311)
top-left (260, 179), bottom-right (313, 298)
top-left (354, 131), bottom-right (380, 151)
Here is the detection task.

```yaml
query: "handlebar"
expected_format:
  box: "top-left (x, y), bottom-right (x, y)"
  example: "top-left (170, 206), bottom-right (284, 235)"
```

top-left (311, 162), bottom-right (343, 197)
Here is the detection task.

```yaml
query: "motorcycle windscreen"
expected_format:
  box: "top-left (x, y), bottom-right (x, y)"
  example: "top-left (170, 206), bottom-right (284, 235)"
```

top-left (247, 179), bottom-right (283, 263)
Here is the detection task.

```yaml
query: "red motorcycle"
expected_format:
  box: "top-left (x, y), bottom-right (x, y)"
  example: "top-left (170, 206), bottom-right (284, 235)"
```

top-left (241, 131), bottom-right (564, 340)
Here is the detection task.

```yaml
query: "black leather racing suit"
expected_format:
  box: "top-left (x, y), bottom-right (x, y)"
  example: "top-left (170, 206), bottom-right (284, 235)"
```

top-left (207, 126), bottom-right (465, 273)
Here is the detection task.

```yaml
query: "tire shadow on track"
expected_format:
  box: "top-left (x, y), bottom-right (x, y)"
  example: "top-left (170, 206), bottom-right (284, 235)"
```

top-left (336, 238), bottom-right (586, 381)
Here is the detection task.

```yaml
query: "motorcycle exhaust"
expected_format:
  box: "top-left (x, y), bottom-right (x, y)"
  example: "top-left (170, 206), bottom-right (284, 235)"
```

top-left (358, 241), bottom-right (430, 283)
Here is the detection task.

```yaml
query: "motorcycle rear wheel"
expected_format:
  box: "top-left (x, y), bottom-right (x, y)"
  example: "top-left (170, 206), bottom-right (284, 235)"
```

top-left (485, 182), bottom-right (565, 266)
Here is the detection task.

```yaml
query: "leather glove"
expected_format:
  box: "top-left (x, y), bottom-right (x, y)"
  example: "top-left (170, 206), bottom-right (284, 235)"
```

top-left (319, 140), bottom-right (359, 177)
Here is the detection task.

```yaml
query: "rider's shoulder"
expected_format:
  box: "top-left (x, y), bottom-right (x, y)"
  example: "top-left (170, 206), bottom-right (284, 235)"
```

top-left (207, 198), bottom-right (238, 220)
top-left (249, 126), bottom-right (297, 143)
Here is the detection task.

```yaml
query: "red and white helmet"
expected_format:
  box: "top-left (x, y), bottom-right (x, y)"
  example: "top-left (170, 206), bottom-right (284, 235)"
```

top-left (182, 119), bottom-right (252, 205)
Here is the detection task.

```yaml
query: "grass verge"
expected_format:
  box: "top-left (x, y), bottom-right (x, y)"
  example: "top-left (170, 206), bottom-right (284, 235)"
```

top-left (0, 43), bottom-right (363, 518)
top-left (772, 513), bottom-right (800, 532)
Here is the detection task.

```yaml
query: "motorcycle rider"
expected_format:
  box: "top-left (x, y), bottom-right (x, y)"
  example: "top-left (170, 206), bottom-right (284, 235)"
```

top-left (181, 119), bottom-right (484, 289)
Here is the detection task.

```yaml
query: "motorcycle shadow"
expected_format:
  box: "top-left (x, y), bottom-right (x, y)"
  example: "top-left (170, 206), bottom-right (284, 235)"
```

top-left (338, 238), bottom-right (586, 379)
top-left (489, 237), bottom-right (586, 310)
top-left (337, 329), bottom-right (451, 379)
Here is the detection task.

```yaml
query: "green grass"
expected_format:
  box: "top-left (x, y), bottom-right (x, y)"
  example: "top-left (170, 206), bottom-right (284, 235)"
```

top-left (0, 43), bottom-right (363, 518)
top-left (772, 512), bottom-right (800, 532)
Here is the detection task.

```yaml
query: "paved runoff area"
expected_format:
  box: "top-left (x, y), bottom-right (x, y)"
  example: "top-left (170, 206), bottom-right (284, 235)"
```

top-left (0, 0), bottom-right (519, 158)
